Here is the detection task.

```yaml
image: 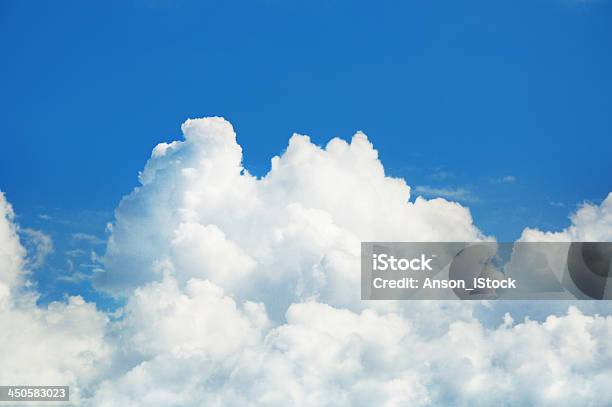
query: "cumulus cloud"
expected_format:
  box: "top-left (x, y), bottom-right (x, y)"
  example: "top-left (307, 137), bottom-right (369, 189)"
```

top-left (89, 118), bottom-right (612, 406)
top-left (0, 192), bottom-right (111, 403)
top-left (521, 193), bottom-right (612, 242)
top-left (98, 117), bottom-right (487, 315)
top-left (92, 300), bottom-right (612, 407)
top-left (120, 275), bottom-right (268, 360)
top-left (2, 118), bottom-right (612, 406)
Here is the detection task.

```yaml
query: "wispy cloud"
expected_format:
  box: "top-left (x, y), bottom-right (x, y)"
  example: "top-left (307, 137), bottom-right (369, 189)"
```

top-left (65, 248), bottom-right (86, 257)
top-left (21, 228), bottom-right (54, 269)
top-left (425, 165), bottom-right (455, 181)
top-left (414, 185), bottom-right (479, 203)
top-left (429, 170), bottom-right (453, 181)
top-left (57, 270), bottom-right (95, 283)
top-left (72, 233), bottom-right (105, 245)
top-left (490, 175), bottom-right (517, 184)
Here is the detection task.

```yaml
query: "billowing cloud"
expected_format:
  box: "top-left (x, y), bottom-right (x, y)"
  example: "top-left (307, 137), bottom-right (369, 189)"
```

top-left (90, 118), bottom-right (612, 406)
top-left (91, 299), bottom-right (612, 407)
top-left (98, 117), bottom-right (487, 316)
top-left (2, 118), bottom-right (612, 406)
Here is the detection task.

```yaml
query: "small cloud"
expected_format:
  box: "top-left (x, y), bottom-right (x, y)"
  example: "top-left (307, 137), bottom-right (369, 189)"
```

top-left (550, 201), bottom-right (566, 207)
top-left (90, 250), bottom-right (103, 264)
top-left (72, 233), bottom-right (105, 245)
top-left (57, 271), bottom-right (93, 284)
top-left (430, 170), bottom-right (453, 181)
top-left (21, 228), bottom-right (54, 269)
top-left (38, 214), bottom-right (52, 220)
top-left (414, 185), bottom-right (479, 203)
top-left (66, 248), bottom-right (86, 257)
top-left (58, 257), bottom-right (104, 283)
top-left (490, 175), bottom-right (517, 184)
top-left (78, 263), bottom-right (100, 269)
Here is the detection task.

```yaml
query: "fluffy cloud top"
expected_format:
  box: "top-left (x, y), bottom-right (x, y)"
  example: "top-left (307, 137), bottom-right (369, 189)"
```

top-left (2, 118), bottom-right (612, 406)
top-left (98, 117), bottom-right (487, 315)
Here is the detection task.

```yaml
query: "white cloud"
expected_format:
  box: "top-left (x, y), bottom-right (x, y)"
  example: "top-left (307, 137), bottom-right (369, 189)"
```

top-left (66, 248), bottom-right (87, 257)
top-left (91, 300), bottom-right (612, 407)
top-left (550, 201), bottom-right (566, 207)
top-left (97, 117), bottom-right (488, 315)
top-left (119, 275), bottom-right (267, 360)
top-left (73, 232), bottom-right (106, 244)
top-left (87, 118), bottom-right (612, 405)
top-left (0, 191), bottom-right (112, 403)
top-left (490, 175), bottom-right (517, 184)
top-left (521, 193), bottom-right (612, 242)
top-left (0, 192), bottom-right (26, 301)
top-left (413, 185), bottom-right (479, 203)
top-left (2, 118), bottom-right (612, 406)
top-left (21, 228), bottom-right (54, 269)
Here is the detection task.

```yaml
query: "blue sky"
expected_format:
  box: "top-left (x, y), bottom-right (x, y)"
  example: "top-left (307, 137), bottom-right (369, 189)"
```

top-left (1, 0), bottom-right (611, 305)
